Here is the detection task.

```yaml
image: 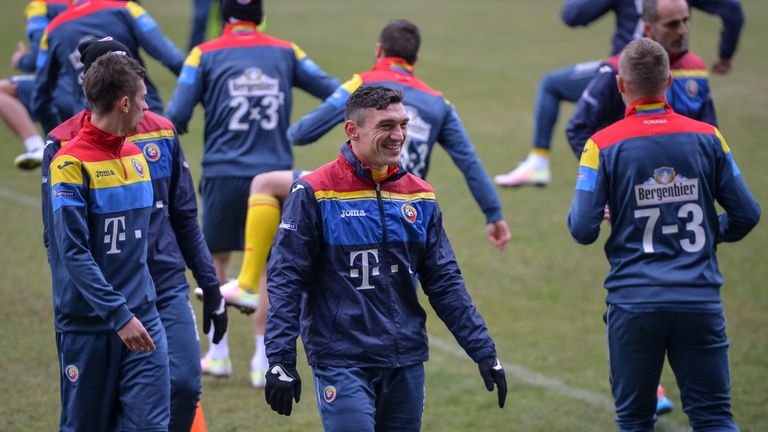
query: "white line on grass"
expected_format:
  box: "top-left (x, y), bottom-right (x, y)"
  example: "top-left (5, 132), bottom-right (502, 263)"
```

top-left (430, 337), bottom-right (688, 432)
top-left (0, 187), bottom-right (39, 208)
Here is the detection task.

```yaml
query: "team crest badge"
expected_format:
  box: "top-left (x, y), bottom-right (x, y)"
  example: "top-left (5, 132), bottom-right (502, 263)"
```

top-left (323, 385), bottom-right (337, 403)
top-left (653, 167), bottom-right (676, 184)
top-left (400, 204), bottom-right (417, 224)
top-left (685, 79), bottom-right (699, 98)
top-left (143, 144), bottom-right (161, 162)
top-left (65, 365), bottom-right (79, 382)
top-left (132, 158), bottom-right (145, 178)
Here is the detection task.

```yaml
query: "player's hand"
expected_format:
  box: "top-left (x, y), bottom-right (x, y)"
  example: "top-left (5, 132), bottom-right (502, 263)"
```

top-left (117, 317), bottom-right (156, 352)
top-left (478, 356), bottom-right (507, 408)
top-left (265, 363), bottom-right (302, 416)
top-left (11, 41), bottom-right (27, 70)
top-left (711, 58), bottom-right (732, 75)
top-left (486, 219), bottom-right (511, 253)
top-left (603, 205), bottom-right (611, 221)
top-left (202, 285), bottom-right (228, 344)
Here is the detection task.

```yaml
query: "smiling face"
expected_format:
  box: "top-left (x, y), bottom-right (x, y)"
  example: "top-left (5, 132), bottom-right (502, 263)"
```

top-left (644, 0), bottom-right (689, 56)
top-left (346, 102), bottom-right (410, 171)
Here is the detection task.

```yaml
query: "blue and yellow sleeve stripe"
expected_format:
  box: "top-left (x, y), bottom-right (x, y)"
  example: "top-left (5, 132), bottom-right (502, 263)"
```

top-left (715, 128), bottom-right (740, 177)
top-left (327, 74), bottom-right (363, 108)
top-left (575, 139), bottom-right (600, 192)
top-left (178, 47), bottom-right (201, 85)
top-left (50, 155), bottom-right (85, 211)
top-left (25, 1), bottom-right (49, 33)
top-left (126, 1), bottom-right (158, 32)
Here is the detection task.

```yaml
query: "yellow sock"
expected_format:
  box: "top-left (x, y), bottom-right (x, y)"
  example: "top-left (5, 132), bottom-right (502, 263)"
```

top-left (237, 194), bottom-right (281, 291)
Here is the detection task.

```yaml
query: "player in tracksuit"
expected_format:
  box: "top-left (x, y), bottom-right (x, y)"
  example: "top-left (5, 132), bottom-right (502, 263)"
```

top-left (566, 0), bottom-right (717, 157)
top-left (33, 0), bottom-right (185, 133)
top-left (495, 0), bottom-right (743, 187)
top-left (41, 38), bottom-right (227, 432)
top-left (264, 86), bottom-right (507, 429)
top-left (568, 38), bottom-right (759, 431)
top-left (1, 0), bottom-right (68, 169)
top-left (288, 19), bottom-right (509, 246)
top-left (47, 53), bottom-right (170, 431)
top-left (165, 0), bottom-right (340, 378)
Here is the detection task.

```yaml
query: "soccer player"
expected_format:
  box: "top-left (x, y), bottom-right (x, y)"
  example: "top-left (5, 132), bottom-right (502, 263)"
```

top-left (264, 86), bottom-right (507, 428)
top-left (165, 0), bottom-right (340, 382)
top-left (288, 19), bottom-right (509, 252)
top-left (0, 0), bottom-right (67, 169)
top-left (33, 0), bottom-right (185, 133)
top-left (47, 52), bottom-right (170, 432)
top-left (566, 0), bottom-right (720, 156)
top-left (199, 18), bottom-right (511, 388)
top-left (568, 37), bottom-right (760, 431)
top-left (41, 38), bottom-right (227, 432)
top-left (495, 0), bottom-right (743, 187)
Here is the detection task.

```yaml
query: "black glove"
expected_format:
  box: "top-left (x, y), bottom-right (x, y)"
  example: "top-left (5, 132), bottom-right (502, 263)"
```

top-left (201, 285), bottom-right (227, 344)
top-left (265, 363), bottom-right (302, 416)
top-left (478, 356), bottom-right (507, 408)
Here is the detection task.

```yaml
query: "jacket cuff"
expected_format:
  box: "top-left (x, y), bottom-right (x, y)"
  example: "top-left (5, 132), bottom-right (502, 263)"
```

top-left (108, 305), bottom-right (135, 333)
top-left (485, 209), bottom-right (504, 224)
top-left (470, 346), bottom-right (497, 363)
top-left (267, 355), bottom-right (297, 366)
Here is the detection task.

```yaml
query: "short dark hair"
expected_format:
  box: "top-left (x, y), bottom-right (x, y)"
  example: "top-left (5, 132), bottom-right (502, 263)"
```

top-left (619, 38), bottom-right (670, 97)
top-left (379, 19), bottom-right (420, 64)
top-left (82, 54), bottom-right (145, 114)
top-left (642, 0), bottom-right (660, 22)
top-left (345, 86), bottom-right (403, 126)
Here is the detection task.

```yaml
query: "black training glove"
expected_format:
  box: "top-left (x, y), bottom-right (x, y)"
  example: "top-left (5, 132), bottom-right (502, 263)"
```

top-left (478, 356), bottom-right (507, 408)
top-left (265, 363), bottom-right (302, 416)
top-left (201, 285), bottom-right (227, 344)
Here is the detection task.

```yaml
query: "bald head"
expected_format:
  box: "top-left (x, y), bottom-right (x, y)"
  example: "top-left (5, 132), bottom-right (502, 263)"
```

top-left (618, 38), bottom-right (670, 99)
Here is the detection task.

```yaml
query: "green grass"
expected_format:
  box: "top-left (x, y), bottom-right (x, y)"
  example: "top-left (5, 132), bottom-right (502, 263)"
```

top-left (1, 0), bottom-right (767, 430)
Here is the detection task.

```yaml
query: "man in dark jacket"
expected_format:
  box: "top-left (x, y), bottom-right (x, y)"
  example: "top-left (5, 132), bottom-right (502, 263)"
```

top-left (264, 86), bottom-right (507, 430)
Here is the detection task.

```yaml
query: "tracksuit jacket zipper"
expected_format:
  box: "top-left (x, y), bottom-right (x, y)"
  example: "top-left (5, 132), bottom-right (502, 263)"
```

top-left (374, 179), bottom-right (402, 366)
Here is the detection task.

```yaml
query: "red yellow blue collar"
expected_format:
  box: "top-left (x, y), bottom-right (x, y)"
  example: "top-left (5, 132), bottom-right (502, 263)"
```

top-left (626, 98), bottom-right (671, 117)
top-left (223, 21), bottom-right (261, 35)
top-left (373, 57), bottom-right (415, 76)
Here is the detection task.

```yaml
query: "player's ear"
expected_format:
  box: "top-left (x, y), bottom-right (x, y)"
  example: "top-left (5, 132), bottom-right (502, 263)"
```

top-left (119, 95), bottom-right (130, 113)
top-left (616, 74), bottom-right (625, 95)
top-left (344, 119), bottom-right (358, 140)
top-left (665, 72), bottom-right (672, 88)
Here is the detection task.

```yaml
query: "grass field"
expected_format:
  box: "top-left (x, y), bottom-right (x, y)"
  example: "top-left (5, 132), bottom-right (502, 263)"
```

top-left (1, 1), bottom-right (766, 430)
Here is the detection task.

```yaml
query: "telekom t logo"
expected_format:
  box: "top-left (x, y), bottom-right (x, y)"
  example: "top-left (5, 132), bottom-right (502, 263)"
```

top-left (349, 249), bottom-right (404, 290)
top-left (104, 216), bottom-right (126, 254)
top-left (349, 249), bottom-right (380, 290)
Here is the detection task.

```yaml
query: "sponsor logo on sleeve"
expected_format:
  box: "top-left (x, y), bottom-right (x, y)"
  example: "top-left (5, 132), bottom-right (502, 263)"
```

top-left (53, 189), bottom-right (74, 198)
top-left (634, 167), bottom-right (699, 206)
